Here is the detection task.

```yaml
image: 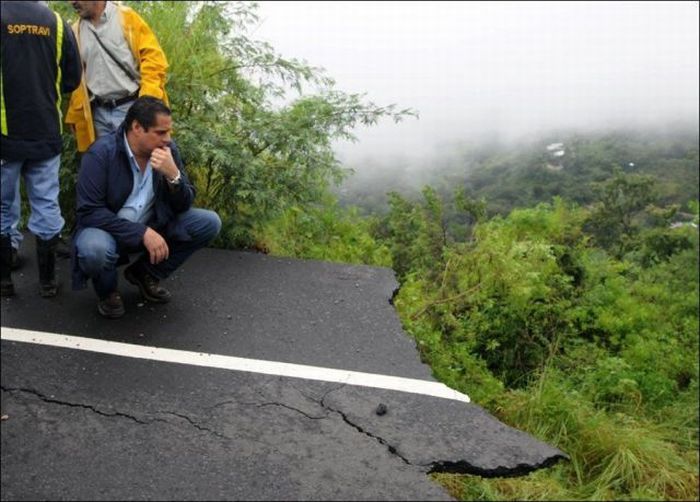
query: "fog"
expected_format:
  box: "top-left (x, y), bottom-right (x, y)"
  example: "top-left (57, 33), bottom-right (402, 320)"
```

top-left (253, 1), bottom-right (699, 167)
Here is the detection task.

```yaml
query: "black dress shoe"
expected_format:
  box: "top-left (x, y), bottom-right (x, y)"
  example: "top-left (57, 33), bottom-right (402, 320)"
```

top-left (124, 262), bottom-right (171, 303)
top-left (98, 291), bottom-right (125, 319)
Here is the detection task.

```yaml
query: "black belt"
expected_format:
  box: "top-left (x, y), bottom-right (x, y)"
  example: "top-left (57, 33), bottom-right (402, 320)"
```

top-left (92, 91), bottom-right (138, 109)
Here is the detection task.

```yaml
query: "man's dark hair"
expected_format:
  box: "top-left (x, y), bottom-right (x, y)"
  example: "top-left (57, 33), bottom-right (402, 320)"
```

top-left (125, 96), bottom-right (171, 131)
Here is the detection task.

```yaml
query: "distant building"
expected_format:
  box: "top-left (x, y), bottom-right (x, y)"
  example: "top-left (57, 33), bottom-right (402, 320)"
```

top-left (545, 142), bottom-right (565, 171)
top-left (670, 221), bottom-right (698, 229)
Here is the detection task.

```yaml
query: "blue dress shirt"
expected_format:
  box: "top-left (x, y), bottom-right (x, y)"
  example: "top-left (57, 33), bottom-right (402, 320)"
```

top-left (118, 132), bottom-right (155, 224)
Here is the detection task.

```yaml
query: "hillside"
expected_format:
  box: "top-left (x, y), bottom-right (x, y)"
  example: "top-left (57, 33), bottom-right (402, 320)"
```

top-left (337, 127), bottom-right (699, 217)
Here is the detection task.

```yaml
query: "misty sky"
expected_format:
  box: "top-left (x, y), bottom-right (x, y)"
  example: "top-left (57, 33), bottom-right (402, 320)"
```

top-left (253, 1), bottom-right (699, 164)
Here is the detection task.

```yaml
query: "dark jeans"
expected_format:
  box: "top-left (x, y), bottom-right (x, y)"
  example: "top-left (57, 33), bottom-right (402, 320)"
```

top-left (75, 208), bottom-right (221, 298)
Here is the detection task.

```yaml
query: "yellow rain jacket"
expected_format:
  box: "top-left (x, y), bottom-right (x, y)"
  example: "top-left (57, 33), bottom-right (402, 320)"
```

top-left (65, 3), bottom-right (168, 152)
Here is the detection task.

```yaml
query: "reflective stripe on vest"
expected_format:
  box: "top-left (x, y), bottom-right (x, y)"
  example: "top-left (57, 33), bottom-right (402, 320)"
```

top-left (0, 57), bottom-right (6, 135)
top-left (0, 12), bottom-right (64, 136)
top-left (54, 11), bottom-right (64, 134)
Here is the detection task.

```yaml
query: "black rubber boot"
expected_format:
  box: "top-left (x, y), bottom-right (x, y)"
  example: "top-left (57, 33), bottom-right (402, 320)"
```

top-left (56, 233), bottom-right (71, 259)
top-left (1, 234), bottom-right (15, 297)
top-left (36, 235), bottom-right (59, 297)
top-left (11, 247), bottom-right (22, 270)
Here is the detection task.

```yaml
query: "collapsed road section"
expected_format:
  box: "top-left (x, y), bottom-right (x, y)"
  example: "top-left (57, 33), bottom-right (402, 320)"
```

top-left (2, 244), bottom-right (566, 500)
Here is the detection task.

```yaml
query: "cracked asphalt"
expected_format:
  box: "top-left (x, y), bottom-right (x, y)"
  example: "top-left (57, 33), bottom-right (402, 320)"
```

top-left (1, 242), bottom-right (566, 500)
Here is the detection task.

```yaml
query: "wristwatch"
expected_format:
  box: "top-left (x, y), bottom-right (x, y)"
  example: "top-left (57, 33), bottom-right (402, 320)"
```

top-left (168, 171), bottom-right (181, 185)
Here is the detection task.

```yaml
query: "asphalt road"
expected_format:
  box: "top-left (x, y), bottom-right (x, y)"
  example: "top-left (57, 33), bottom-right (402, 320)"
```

top-left (1, 242), bottom-right (566, 500)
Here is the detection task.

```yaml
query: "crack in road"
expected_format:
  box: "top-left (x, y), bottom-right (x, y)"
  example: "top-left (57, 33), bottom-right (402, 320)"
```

top-left (282, 383), bottom-right (414, 466)
top-left (426, 456), bottom-right (567, 478)
top-left (310, 387), bottom-right (413, 466)
top-left (201, 390), bottom-right (328, 421)
top-left (293, 385), bottom-right (566, 477)
top-left (1, 386), bottom-right (255, 445)
top-left (1, 386), bottom-right (161, 425)
top-left (159, 411), bottom-right (234, 442)
top-left (207, 385), bottom-right (411, 465)
top-left (325, 401), bottom-right (412, 465)
top-left (2, 386), bottom-right (564, 478)
top-left (256, 402), bottom-right (327, 420)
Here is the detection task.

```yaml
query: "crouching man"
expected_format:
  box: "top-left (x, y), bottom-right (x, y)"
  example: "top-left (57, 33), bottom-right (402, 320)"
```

top-left (72, 96), bottom-right (221, 318)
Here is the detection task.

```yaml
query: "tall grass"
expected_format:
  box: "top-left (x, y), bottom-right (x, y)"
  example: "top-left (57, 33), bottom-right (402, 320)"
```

top-left (436, 370), bottom-right (699, 501)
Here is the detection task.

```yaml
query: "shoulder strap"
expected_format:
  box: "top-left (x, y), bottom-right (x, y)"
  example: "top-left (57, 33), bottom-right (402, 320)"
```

top-left (88, 27), bottom-right (139, 84)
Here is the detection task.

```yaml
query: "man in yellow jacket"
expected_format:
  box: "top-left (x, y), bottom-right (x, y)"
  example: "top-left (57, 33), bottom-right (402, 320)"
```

top-left (65, 1), bottom-right (168, 153)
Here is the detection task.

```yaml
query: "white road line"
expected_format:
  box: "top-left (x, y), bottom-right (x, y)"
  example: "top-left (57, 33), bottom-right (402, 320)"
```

top-left (1, 327), bottom-right (470, 403)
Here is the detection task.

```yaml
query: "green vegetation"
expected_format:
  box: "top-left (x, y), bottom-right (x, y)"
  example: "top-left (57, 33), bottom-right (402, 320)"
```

top-left (47, 2), bottom-right (698, 500)
top-left (49, 0), bottom-right (415, 245)
top-left (262, 151), bottom-right (699, 501)
top-left (388, 193), bottom-right (698, 500)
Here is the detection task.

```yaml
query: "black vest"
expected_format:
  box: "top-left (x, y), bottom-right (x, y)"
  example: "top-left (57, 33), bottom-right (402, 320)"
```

top-left (0, 0), bottom-right (81, 161)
